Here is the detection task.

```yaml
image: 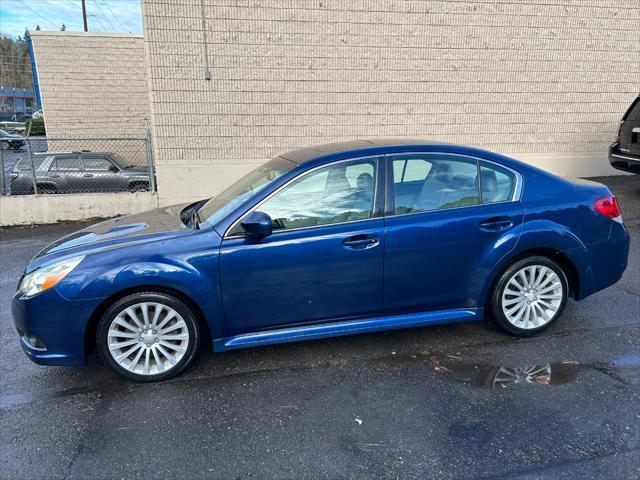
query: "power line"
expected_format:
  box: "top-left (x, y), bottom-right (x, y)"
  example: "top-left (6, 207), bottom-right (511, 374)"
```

top-left (88, 13), bottom-right (107, 31)
top-left (15, 0), bottom-right (59, 29)
top-left (90, 0), bottom-right (116, 31)
top-left (102, 0), bottom-right (128, 31)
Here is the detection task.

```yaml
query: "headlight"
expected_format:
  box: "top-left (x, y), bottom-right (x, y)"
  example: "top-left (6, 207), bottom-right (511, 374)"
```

top-left (19, 256), bottom-right (85, 297)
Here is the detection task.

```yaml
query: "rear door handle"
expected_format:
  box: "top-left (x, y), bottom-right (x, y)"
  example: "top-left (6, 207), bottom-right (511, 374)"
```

top-left (342, 234), bottom-right (380, 250)
top-left (83, 173), bottom-right (93, 178)
top-left (479, 216), bottom-right (513, 232)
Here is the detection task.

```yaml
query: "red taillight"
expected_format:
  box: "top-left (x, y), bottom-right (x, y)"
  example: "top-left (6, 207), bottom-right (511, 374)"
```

top-left (594, 195), bottom-right (622, 223)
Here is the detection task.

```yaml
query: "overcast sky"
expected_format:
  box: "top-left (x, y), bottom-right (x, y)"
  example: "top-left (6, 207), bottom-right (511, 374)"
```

top-left (0, 0), bottom-right (143, 38)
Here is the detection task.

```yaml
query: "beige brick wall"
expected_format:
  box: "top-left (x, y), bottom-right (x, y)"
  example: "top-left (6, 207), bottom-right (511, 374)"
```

top-left (29, 31), bottom-right (151, 139)
top-left (141, 0), bottom-right (640, 204)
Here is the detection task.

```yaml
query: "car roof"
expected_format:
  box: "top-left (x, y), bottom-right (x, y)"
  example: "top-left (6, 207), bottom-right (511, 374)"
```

top-left (277, 139), bottom-right (527, 169)
top-left (279, 139), bottom-right (454, 164)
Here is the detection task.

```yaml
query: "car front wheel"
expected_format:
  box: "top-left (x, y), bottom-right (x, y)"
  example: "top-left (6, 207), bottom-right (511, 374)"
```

top-left (97, 291), bottom-right (200, 382)
top-left (491, 256), bottom-right (568, 336)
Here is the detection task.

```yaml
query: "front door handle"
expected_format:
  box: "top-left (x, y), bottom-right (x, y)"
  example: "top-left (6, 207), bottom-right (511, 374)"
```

top-left (479, 216), bottom-right (513, 232)
top-left (342, 234), bottom-right (380, 250)
top-left (83, 173), bottom-right (93, 178)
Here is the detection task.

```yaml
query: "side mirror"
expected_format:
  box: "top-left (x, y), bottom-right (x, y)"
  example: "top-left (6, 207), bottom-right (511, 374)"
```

top-left (109, 165), bottom-right (119, 173)
top-left (241, 211), bottom-right (272, 238)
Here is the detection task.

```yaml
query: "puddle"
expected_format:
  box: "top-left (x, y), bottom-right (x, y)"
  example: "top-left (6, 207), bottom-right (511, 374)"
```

top-left (428, 354), bottom-right (582, 389)
top-left (386, 352), bottom-right (640, 389)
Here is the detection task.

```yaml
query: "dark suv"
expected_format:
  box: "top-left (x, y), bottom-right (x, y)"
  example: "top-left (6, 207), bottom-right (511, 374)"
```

top-left (10, 151), bottom-right (152, 195)
top-left (609, 95), bottom-right (640, 174)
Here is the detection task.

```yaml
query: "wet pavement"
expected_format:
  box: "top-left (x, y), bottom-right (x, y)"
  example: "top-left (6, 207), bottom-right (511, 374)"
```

top-left (1, 175), bottom-right (639, 479)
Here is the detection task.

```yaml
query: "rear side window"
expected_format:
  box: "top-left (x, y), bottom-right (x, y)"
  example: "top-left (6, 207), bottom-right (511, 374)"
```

top-left (50, 156), bottom-right (81, 171)
top-left (622, 97), bottom-right (640, 121)
top-left (391, 155), bottom-right (479, 214)
top-left (16, 157), bottom-right (46, 171)
top-left (479, 162), bottom-right (516, 203)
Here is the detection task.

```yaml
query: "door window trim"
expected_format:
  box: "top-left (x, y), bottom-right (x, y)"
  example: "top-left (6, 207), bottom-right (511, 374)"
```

top-left (224, 155), bottom-right (384, 238)
top-left (384, 152), bottom-right (523, 219)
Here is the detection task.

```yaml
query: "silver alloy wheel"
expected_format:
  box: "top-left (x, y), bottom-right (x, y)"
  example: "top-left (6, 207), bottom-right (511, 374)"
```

top-left (107, 302), bottom-right (189, 375)
top-left (501, 265), bottom-right (563, 330)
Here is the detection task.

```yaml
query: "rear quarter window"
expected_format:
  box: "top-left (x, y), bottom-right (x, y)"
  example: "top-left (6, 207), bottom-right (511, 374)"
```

top-left (622, 97), bottom-right (640, 121)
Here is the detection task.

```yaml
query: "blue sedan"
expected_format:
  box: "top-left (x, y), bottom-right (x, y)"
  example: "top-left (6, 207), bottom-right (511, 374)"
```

top-left (12, 140), bottom-right (630, 381)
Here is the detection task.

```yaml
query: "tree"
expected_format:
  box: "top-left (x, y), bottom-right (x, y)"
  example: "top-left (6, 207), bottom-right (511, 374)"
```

top-left (60, 23), bottom-right (67, 31)
top-left (0, 32), bottom-right (34, 88)
top-left (36, 25), bottom-right (41, 30)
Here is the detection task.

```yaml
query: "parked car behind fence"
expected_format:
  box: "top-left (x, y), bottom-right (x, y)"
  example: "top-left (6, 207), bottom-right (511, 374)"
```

top-left (0, 129), bottom-right (26, 150)
top-left (1, 136), bottom-right (156, 195)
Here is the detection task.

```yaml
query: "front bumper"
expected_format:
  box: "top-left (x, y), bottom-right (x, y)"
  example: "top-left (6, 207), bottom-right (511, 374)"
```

top-left (12, 287), bottom-right (103, 366)
top-left (609, 142), bottom-right (640, 174)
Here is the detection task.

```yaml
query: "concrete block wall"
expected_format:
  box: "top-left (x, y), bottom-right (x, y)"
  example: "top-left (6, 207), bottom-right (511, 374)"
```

top-left (142, 1), bottom-right (639, 204)
top-left (29, 31), bottom-right (151, 162)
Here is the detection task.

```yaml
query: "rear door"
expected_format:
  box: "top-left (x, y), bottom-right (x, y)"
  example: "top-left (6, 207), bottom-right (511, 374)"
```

top-left (619, 97), bottom-right (640, 157)
top-left (50, 154), bottom-right (82, 193)
top-left (383, 153), bottom-right (524, 314)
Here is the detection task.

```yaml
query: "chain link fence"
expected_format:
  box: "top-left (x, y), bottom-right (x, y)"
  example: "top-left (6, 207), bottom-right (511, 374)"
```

top-left (0, 134), bottom-right (156, 196)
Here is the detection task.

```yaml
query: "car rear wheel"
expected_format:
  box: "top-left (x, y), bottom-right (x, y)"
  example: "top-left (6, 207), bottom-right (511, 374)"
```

top-left (0, 142), bottom-right (8, 150)
top-left (97, 292), bottom-right (200, 382)
top-left (491, 256), bottom-right (568, 336)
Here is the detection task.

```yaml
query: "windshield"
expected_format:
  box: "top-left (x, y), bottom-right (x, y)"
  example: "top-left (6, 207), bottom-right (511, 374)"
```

top-left (198, 157), bottom-right (296, 225)
top-left (0, 129), bottom-right (9, 137)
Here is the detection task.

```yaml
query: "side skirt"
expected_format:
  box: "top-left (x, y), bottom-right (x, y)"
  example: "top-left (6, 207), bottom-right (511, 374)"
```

top-left (213, 308), bottom-right (484, 352)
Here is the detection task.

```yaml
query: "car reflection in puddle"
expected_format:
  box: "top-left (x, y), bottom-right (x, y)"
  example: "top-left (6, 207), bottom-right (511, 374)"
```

top-left (427, 353), bottom-right (640, 389)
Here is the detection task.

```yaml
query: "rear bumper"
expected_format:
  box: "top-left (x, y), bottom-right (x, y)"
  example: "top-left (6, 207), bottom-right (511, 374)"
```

top-left (12, 288), bottom-right (103, 366)
top-left (574, 222), bottom-right (630, 300)
top-left (609, 142), bottom-right (640, 174)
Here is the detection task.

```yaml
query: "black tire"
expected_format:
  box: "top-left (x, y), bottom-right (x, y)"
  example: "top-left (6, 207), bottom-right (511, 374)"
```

top-left (129, 182), bottom-right (150, 193)
top-left (490, 256), bottom-right (569, 336)
top-left (37, 184), bottom-right (57, 194)
top-left (96, 291), bottom-right (200, 382)
top-left (0, 142), bottom-right (8, 150)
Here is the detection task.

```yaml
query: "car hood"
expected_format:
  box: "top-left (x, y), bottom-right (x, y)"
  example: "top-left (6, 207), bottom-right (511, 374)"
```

top-left (29, 203), bottom-right (193, 271)
top-left (121, 166), bottom-right (148, 174)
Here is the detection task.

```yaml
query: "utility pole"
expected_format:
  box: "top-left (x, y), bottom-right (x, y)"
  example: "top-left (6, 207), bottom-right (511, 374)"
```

top-left (81, 0), bottom-right (88, 31)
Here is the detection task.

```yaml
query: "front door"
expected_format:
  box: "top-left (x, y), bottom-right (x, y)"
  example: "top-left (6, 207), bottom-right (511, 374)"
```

top-left (220, 156), bottom-right (385, 335)
top-left (81, 155), bottom-right (125, 192)
top-left (384, 153), bottom-right (524, 313)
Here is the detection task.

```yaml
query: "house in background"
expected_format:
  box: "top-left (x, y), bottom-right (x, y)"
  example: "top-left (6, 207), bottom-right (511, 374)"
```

top-left (0, 86), bottom-right (36, 122)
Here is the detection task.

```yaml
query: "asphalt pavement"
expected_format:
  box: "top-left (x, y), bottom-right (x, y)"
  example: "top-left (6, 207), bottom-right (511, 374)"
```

top-left (1, 176), bottom-right (639, 480)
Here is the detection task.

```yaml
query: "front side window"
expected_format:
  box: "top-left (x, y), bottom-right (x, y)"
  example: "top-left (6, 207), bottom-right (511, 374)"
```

top-left (198, 157), bottom-right (296, 225)
top-left (83, 156), bottom-right (115, 171)
top-left (256, 158), bottom-right (377, 231)
top-left (392, 155), bottom-right (479, 214)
